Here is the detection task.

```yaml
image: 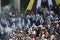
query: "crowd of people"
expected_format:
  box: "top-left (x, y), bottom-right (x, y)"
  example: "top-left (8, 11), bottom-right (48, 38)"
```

top-left (0, 5), bottom-right (60, 40)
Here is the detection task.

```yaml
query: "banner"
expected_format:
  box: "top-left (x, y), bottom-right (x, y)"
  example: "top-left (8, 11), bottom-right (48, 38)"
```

top-left (55, 0), bottom-right (60, 5)
top-left (48, 0), bottom-right (53, 7)
top-left (32, 0), bottom-right (37, 10)
top-left (25, 0), bottom-right (34, 12)
top-left (36, 0), bottom-right (41, 9)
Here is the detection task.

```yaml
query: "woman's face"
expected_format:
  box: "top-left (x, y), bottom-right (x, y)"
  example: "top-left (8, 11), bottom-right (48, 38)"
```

top-left (48, 24), bottom-right (51, 28)
top-left (45, 32), bottom-right (49, 37)
top-left (53, 36), bottom-right (57, 40)
top-left (41, 31), bottom-right (44, 34)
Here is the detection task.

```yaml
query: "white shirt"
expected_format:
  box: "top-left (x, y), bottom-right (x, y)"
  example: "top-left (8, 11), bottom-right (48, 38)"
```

top-left (11, 17), bottom-right (15, 22)
top-left (1, 19), bottom-right (7, 24)
top-left (27, 19), bottom-right (30, 25)
top-left (36, 13), bottom-right (40, 22)
top-left (0, 23), bottom-right (4, 34)
top-left (31, 14), bottom-right (36, 21)
top-left (26, 15), bottom-right (31, 19)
